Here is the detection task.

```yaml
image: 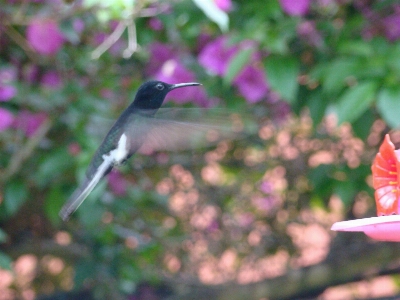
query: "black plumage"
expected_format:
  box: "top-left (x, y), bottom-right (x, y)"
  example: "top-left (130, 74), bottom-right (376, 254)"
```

top-left (59, 81), bottom-right (201, 221)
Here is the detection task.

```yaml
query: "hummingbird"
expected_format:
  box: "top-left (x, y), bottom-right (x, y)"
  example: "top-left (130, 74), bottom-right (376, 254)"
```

top-left (60, 81), bottom-right (202, 221)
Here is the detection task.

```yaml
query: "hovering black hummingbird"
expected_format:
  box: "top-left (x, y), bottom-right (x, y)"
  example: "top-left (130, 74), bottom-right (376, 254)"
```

top-left (60, 81), bottom-right (202, 221)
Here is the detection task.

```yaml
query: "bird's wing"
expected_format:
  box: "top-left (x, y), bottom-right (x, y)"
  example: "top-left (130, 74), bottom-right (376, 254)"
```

top-left (124, 108), bottom-right (240, 154)
top-left (59, 158), bottom-right (113, 221)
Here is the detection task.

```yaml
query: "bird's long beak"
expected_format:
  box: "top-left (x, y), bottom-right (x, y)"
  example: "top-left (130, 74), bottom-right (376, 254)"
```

top-left (170, 82), bottom-right (202, 90)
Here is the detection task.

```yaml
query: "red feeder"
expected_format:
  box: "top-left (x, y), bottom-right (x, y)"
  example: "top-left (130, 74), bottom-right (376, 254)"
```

top-left (331, 134), bottom-right (400, 241)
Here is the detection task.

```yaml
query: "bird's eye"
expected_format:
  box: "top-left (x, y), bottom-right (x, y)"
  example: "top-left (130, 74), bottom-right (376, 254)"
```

top-left (155, 83), bottom-right (164, 90)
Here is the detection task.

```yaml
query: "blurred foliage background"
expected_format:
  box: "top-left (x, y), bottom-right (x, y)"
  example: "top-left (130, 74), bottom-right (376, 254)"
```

top-left (2, 0), bottom-right (400, 299)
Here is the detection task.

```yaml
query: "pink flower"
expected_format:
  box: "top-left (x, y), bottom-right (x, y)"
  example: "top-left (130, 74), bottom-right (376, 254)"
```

top-left (279, 0), bottom-right (310, 16)
top-left (72, 19), bottom-right (85, 35)
top-left (68, 142), bottom-right (81, 156)
top-left (146, 42), bottom-right (176, 76)
top-left (27, 19), bottom-right (64, 55)
top-left (0, 108), bottom-right (14, 132)
top-left (297, 21), bottom-right (322, 47)
top-left (13, 110), bottom-right (47, 137)
top-left (108, 170), bottom-right (128, 196)
top-left (383, 14), bottom-right (400, 41)
top-left (259, 180), bottom-right (273, 194)
top-left (233, 64), bottom-right (269, 103)
top-left (198, 36), bottom-right (238, 76)
top-left (148, 18), bottom-right (163, 31)
top-left (197, 33), bottom-right (213, 53)
top-left (0, 85), bottom-right (17, 101)
top-left (214, 0), bottom-right (232, 12)
top-left (252, 196), bottom-right (278, 212)
top-left (0, 66), bottom-right (17, 101)
top-left (236, 212), bottom-right (254, 228)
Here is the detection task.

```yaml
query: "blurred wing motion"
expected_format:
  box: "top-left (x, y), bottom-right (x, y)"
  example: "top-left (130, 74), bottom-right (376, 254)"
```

top-left (60, 108), bottom-right (253, 221)
top-left (371, 134), bottom-right (400, 216)
top-left (129, 108), bottom-right (249, 154)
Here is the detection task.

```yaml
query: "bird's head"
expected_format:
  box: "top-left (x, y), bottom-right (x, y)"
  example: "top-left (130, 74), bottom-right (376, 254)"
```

top-left (132, 81), bottom-right (201, 110)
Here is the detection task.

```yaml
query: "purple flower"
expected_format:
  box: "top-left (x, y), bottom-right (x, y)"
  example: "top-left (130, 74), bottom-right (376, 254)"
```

top-left (13, 110), bottom-right (47, 137)
top-left (72, 19), bottom-right (85, 35)
top-left (279, 0), bottom-right (310, 16)
top-left (0, 108), bottom-right (14, 132)
top-left (23, 64), bottom-right (39, 84)
top-left (297, 21), bottom-right (323, 47)
top-left (108, 170), bottom-right (127, 196)
top-left (270, 100), bottom-right (291, 123)
top-left (206, 220), bottom-right (219, 233)
top-left (259, 180), bottom-right (273, 194)
top-left (148, 18), bottom-right (163, 31)
top-left (68, 142), bottom-right (81, 156)
top-left (252, 196), bottom-right (278, 212)
top-left (198, 36), bottom-right (238, 76)
top-left (383, 14), bottom-right (400, 41)
top-left (26, 19), bottom-right (64, 55)
top-left (146, 42), bottom-right (176, 76)
top-left (100, 88), bottom-right (114, 99)
top-left (233, 64), bottom-right (269, 103)
top-left (196, 33), bottom-right (213, 53)
top-left (155, 59), bottom-right (210, 106)
top-left (236, 212), bottom-right (254, 227)
top-left (0, 66), bottom-right (17, 83)
top-left (0, 85), bottom-right (17, 101)
top-left (41, 71), bottom-right (62, 89)
top-left (214, 0), bottom-right (232, 12)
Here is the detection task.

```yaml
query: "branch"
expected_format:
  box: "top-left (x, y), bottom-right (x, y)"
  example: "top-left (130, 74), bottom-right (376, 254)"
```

top-left (164, 241), bottom-right (400, 300)
top-left (6, 239), bottom-right (89, 262)
top-left (0, 118), bottom-right (52, 182)
top-left (3, 24), bottom-right (39, 62)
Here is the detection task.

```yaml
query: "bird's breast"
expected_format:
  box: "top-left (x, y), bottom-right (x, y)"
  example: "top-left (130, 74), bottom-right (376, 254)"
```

top-left (102, 133), bottom-right (129, 164)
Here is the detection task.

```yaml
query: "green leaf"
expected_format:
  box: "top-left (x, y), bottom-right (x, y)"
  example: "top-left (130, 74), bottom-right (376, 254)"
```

top-left (377, 86), bottom-right (400, 128)
top-left (309, 62), bottom-right (329, 82)
top-left (192, 0), bottom-right (229, 32)
top-left (309, 164), bottom-right (334, 189)
top-left (36, 149), bottom-right (73, 188)
top-left (0, 229), bottom-right (8, 244)
top-left (386, 43), bottom-right (400, 73)
top-left (0, 252), bottom-right (12, 270)
top-left (336, 81), bottom-right (378, 124)
top-left (337, 40), bottom-right (374, 57)
top-left (323, 59), bottom-right (360, 94)
top-left (44, 186), bottom-right (65, 225)
top-left (83, 0), bottom-right (136, 22)
top-left (60, 20), bottom-right (81, 45)
top-left (307, 89), bottom-right (328, 126)
top-left (265, 55), bottom-right (299, 103)
top-left (223, 48), bottom-right (253, 85)
top-left (352, 109), bottom-right (374, 140)
top-left (334, 181), bottom-right (356, 207)
top-left (4, 181), bottom-right (28, 216)
top-left (75, 260), bottom-right (96, 288)
top-left (308, 164), bottom-right (335, 202)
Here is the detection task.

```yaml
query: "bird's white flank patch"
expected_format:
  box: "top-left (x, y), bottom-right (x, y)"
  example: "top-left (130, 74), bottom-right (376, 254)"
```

top-left (103, 133), bottom-right (128, 164)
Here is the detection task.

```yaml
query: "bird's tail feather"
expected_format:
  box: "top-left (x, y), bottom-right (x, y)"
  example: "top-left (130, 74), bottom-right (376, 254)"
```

top-left (59, 160), bottom-right (112, 221)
